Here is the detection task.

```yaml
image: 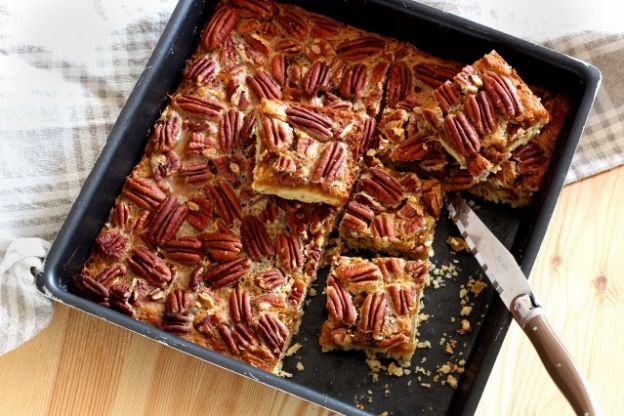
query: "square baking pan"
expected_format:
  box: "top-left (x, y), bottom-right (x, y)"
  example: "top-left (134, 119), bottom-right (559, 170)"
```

top-left (37, 0), bottom-right (601, 414)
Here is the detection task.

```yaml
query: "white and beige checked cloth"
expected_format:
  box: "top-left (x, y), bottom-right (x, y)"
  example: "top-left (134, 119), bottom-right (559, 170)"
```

top-left (1, 0), bottom-right (622, 355)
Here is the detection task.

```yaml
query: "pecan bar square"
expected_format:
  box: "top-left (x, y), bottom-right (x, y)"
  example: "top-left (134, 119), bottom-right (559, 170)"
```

top-left (339, 164), bottom-right (443, 259)
top-left (428, 50), bottom-right (550, 180)
top-left (319, 256), bottom-right (428, 364)
top-left (252, 99), bottom-right (375, 207)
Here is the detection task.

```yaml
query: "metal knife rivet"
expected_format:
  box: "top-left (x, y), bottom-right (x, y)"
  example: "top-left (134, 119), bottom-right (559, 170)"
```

top-left (556, 362), bottom-right (562, 368)
top-left (532, 326), bottom-right (538, 331)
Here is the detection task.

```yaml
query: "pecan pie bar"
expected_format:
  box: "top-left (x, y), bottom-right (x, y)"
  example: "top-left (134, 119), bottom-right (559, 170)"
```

top-left (319, 256), bottom-right (428, 364)
top-left (339, 163), bottom-right (443, 259)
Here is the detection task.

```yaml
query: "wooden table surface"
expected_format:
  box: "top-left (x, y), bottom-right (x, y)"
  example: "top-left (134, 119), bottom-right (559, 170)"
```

top-left (1, 166), bottom-right (622, 416)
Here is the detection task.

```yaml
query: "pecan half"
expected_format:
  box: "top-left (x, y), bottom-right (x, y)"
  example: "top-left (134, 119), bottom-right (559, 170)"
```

top-left (184, 56), bottom-right (216, 86)
top-left (338, 262), bottom-right (382, 284)
top-left (326, 276), bottom-right (357, 325)
top-left (406, 259), bottom-right (428, 282)
top-left (513, 142), bottom-right (546, 173)
top-left (202, 7), bottom-right (236, 51)
top-left (302, 61), bottom-right (330, 98)
top-left (73, 273), bottom-right (109, 306)
top-left (433, 80), bottom-right (461, 113)
top-left (358, 292), bottom-right (387, 338)
top-left (310, 16), bottom-right (341, 38)
top-left (285, 105), bottom-right (333, 140)
top-left (443, 112), bottom-right (481, 156)
top-left (275, 38), bottom-right (302, 54)
top-left (229, 286), bottom-right (253, 324)
top-left (123, 177), bottom-right (166, 210)
top-left (231, 0), bottom-right (274, 17)
top-left (255, 269), bottom-right (286, 291)
top-left (274, 154), bottom-right (297, 174)
top-left (276, 9), bottom-right (307, 38)
top-left (276, 233), bottom-right (303, 273)
top-left (162, 288), bottom-right (192, 334)
top-left (206, 179), bottom-right (242, 224)
top-left (153, 150), bottom-right (180, 181)
top-left (483, 72), bottom-right (523, 118)
top-left (377, 333), bottom-right (409, 349)
top-left (114, 200), bottom-right (130, 229)
top-left (109, 284), bottom-right (134, 316)
top-left (376, 258), bottom-right (404, 279)
top-left (189, 266), bottom-right (205, 291)
top-left (371, 214), bottom-right (396, 240)
top-left (271, 54), bottom-right (286, 86)
top-left (127, 247), bottom-right (172, 287)
top-left (219, 109), bottom-right (242, 153)
top-left (179, 161), bottom-right (211, 183)
top-left (422, 180), bottom-right (443, 217)
top-left (310, 142), bottom-right (346, 185)
top-left (256, 293), bottom-right (286, 309)
top-left (96, 229), bottom-right (128, 259)
top-left (342, 200), bottom-right (374, 231)
top-left (186, 132), bottom-right (212, 156)
top-left (360, 168), bottom-right (403, 205)
top-left (386, 61), bottom-right (412, 107)
top-left (186, 196), bottom-right (213, 230)
top-left (453, 65), bottom-right (482, 93)
top-left (465, 91), bottom-right (497, 136)
top-left (338, 64), bottom-right (367, 98)
top-left (242, 33), bottom-right (270, 55)
top-left (146, 196), bottom-right (188, 246)
top-left (336, 36), bottom-right (385, 61)
top-left (203, 257), bottom-right (250, 289)
top-left (390, 136), bottom-right (429, 161)
top-left (246, 71), bottom-right (282, 100)
top-left (388, 285), bottom-right (416, 315)
top-left (257, 314), bottom-right (288, 356)
top-left (240, 108), bottom-right (258, 146)
top-left (174, 94), bottom-right (224, 117)
top-left (352, 118), bottom-right (376, 159)
top-left (260, 116), bottom-right (289, 152)
top-left (240, 215), bottom-right (274, 261)
top-left (198, 231), bottom-right (242, 261)
top-left (164, 236), bottom-right (202, 264)
top-left (446, 167), bottom-right (474, 190)
top-left (150, 114), bottom-right (180, 153)
top-left (414, 62), bottom-right (459, 88)
top-left (94, 263), bottom-right (127, 286)
top-left (288, 278), bottom-right (306, 307)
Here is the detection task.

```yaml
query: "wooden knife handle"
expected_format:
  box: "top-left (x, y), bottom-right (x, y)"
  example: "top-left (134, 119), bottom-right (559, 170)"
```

top-left (512, 295), bottom-right (601, 415)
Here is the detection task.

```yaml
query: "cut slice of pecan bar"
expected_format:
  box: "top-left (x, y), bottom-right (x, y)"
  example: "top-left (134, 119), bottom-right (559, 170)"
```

top-left (339, 163), bottom-right (442, 259)
top-left (319, 256), bottom-right (428, 365)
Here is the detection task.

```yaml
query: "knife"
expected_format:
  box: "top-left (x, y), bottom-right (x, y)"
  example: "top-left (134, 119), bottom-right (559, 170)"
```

top-left (447, 195), bottom-right (600, 416)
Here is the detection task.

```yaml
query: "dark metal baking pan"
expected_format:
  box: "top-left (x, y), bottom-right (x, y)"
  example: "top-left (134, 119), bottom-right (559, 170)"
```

top-left (37, 0), bottom-right (601, 414)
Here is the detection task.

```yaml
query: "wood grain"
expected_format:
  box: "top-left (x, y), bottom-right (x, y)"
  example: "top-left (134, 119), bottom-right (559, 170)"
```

top-left (0, 166), bottom-right (622, 416)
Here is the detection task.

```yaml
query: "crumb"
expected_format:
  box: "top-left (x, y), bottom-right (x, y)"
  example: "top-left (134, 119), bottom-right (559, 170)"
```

top-left (417, 340), bottom-right (431, 349)
top-left (446, 236), bottom-right (468, 252)
top-left (320, 238), bottom-right (346, 267)
top-left (460, 306), bottom-right (472, 316)
top-left (295, 361), bottom-right (305, 371)
top-left (444, 339), bottom-right (457, 354)
top-left (372, 373), bottom-right (379, 382)
top-left (307, 287), bottom-right (317, 297)
top-left (387, 362), bottom-right (404, 377)
top-left (438, 363), bottom-right (452, 374)
top-left (447, 375), bottom-right (458, 389)
top-left (459, 359), bottom-right (466, 366)
top-left (420, 383), bottom-right (432, 388)
top-left (277, 370), bottom-right (293, 378)
top-left (285, 343), bottom-right (302, 357)
top-left (379, 412), bottom-right (389, 416)
top-left (407, 380), bottom-right (412, 386)
top-left (366, 353), bottom-right (383, 374)
top-left (458, 319), bottom-right (472, 334)
top-left (450, 316), bottom-right (456, 323)
top-left (469, 279), bottom-right (487, 295)
top-left (356, 403), bottom-right (364, 410)
top-left (418, 313), bottom-right (430, 322)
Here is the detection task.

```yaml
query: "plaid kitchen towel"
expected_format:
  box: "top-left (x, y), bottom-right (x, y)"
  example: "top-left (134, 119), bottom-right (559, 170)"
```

top-left (0, 0), bottom-right (622, 352)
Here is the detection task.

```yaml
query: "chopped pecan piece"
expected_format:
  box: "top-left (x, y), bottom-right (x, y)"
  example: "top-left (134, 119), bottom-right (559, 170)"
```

top-left (229, 286), bottom-right (253, 324)
top-left (358, 292), bottom-right (387, 338)
top-left (219, 109), bottom-right (242, 153)
top-left (276, 233), bottom-right (303, 273)
top-left (422, 180), bottom-right (443, 217)
top-left (465, 91), bottom-right (497, 136)
top-left (338, 64), bottom-right (367, 98)
top-left (271, 54), bottom-right (286, 86)
top-left (203, 257), bottom-right (250, 289)
top-left (514, 142), bottom-right (546, 173)
top-left (342, 200), bottom-right (374, 231)
top-left (388, 285), bottom-right (416, 315)
top-left (443, 112), bottom-right (481, 156)
top-left (150, 114), bottom-right (180, 153)
top-left (73, 273), bottom-right (109, 306)
top-left (310, 142), bottom-right (346, 185)
top-left (127, 247), bottom-right (172, 288)
top-left (386, 61), bottom-right (412, 107)
top-left (123, 177), bottom-right (166, 210)
top-left (433, 80), bottom-right (461, 113)
top-left (175, 94), bottom-right (223, 117)
top-left (198, 231), bottom-right (242, 261)
top-left (240, 215), bottom-right (274, 261)
top-left (184, 56), bottom-right (216, 86)
top-left (231, 0), bottom-right (274, 17)
top-left (453, 65), bottom-right (482, 93)
top-left (371, 214), bottom-right (396, 240)
top-left (179, 161), bottom-right (211, 183)
top-left (246, 71), bottom-right (282, 100)
top-left (256, 293), bottom-right (286, 309)
top-left (326, 276), bottom-right (357, 325)
top-left (153, 150), bottom-right (180, 181)
top-left (483, 71), bottom-right (523, 117)
top-left (257, 314), bottom-right (288, 356)
top-left (360, 168), bottom-right (403, 205)
top-left (336, 36), bottom-right (385, 61)
top-left (162, 288), bottom-right (192, 334)
top-left (285, 106), bottom-right (333, 140)
top-left (260, 116), bottom-right (290, 152)
top-left (146, 196), bottom-right (188, 245)
top-left (206, 179), bottom-right (242, 224)
top-left (189, 266), bottom-right (205, 291)
top-left (164, 236), bottom-right (202, 264)
top-left (289, 278), bottom-right (306, 307)
top-left (276, 9), bottom-right (307, 38)
top-left (186, 196), bottom-right (213, 230)
top-left (302, 61), bottom-right (330, 98)
top-left (109, 283), bottom-right (134, 316)
top-left (414, 62), bottom-right (459, 88)
top-left (96, 229), bottom-right (128, 259)
top-left (255, 269), bottom-right (286, 291)
top-left (338, 262), bottom-right (382, 283)
top-left (202, 7), bottom-right (236, 51)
